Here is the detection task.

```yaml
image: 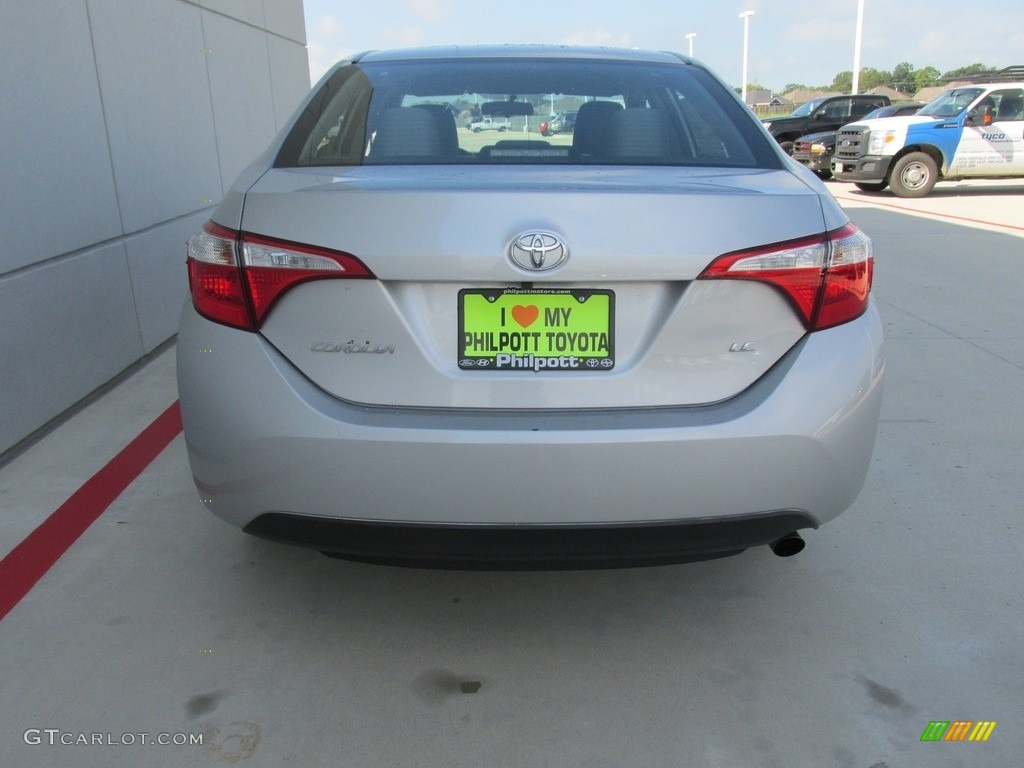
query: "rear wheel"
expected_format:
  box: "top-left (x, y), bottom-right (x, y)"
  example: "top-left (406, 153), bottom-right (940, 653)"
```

top-left (889, 152), bottom-right (938, 198)
top-left (854, 181), bottom-right (888, 193)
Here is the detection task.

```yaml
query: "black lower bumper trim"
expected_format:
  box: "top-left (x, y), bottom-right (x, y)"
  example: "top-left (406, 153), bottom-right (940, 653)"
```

top-left (832, 154), bottom-right (893, 182)
top-left (243, 511), bottom-right (818, 570)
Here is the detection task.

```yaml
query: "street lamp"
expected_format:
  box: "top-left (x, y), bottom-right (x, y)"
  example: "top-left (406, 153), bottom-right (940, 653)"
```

top-left (851, 0), bottom-right (865, 94)
top-left (685, 32), bottom-right (696, 58)
top-left (739, 11), bottom-right (754, 105)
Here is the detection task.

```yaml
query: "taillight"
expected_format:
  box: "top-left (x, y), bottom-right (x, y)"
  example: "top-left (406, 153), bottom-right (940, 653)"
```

top-left (187, 222), bottom-right (252, 329)
top-left (186, 221), bottom-right (373, 330)
top-left (699, 223), bottom-right (873, 331)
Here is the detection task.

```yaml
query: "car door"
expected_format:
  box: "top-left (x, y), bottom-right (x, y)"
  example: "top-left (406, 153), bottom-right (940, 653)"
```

top-left (954, 88), bottom-right (1024, 176)
top-left (811, 98), bottom-right (850, 132)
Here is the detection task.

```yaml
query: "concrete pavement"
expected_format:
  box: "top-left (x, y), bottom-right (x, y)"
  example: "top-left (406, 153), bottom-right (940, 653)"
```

top-left (1, 187), bottom-right (1021, 767)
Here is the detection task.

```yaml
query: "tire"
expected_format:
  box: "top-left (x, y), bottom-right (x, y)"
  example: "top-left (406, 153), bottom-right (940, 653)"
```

top-left (498, 126), bottom-right (507, 132)
top-left (814, 170), bottom-right (833, 180)
top-left (778, 140), bottom-right (795, 155)
top-left (472, 127), bottom-right (481, 133)
top-left (889, 152), bottom-right (938, 198)
top-left (854, 181), bottom-right (888, 192)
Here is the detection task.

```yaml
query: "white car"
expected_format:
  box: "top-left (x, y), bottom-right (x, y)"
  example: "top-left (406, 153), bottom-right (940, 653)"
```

top-left (177, 46), bottom-right (884, 568)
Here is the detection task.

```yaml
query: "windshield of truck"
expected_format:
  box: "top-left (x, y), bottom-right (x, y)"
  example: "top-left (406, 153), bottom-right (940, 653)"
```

top-left (790, 98), bottom-right (826, 117)
top-left (918, 88), bottom-right (984, 118)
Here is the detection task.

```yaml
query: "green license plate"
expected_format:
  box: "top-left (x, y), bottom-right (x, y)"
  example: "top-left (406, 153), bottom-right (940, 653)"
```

top-left (458, 288), bottom-right (615, 372)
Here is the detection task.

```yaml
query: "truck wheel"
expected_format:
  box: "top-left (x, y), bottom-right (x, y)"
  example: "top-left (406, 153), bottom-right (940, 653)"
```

top-left (854, 181), bottom-right (888, 192)
top-left (889, 152), bottom-right (938, 198)
top-left (472, 127), bottom-right (481, 133)
top-left (778, 140), bottom-right (795, 155)
top-left (498, 126), bottom-right (507, 132)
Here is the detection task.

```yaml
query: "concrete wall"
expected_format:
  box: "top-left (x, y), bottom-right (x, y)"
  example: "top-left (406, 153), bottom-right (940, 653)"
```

top-left (0, 0), bottom-right (310, 455)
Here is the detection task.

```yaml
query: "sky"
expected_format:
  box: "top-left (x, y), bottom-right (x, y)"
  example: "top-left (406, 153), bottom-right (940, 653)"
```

top-left (301, 0), bottom-right (1023, 93)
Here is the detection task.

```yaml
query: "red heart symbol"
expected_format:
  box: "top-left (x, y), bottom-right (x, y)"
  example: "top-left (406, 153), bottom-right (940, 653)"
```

top-left (511, 304), bottom-right (539, 328)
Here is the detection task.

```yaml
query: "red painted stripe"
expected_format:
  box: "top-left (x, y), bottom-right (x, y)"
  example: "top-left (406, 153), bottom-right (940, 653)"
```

top-left (0, 401), bottom-right (182, 621)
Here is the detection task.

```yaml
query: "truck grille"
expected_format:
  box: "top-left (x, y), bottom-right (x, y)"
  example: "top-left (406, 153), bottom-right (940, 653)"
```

top-left (835, 127), bottom-right (868, 160)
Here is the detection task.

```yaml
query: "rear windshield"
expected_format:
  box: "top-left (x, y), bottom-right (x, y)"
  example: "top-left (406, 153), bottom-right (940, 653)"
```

top-left (276, 57), bottom-right (780, 169)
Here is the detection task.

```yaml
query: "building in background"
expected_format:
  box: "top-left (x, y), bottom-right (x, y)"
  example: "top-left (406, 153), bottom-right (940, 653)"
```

top-left (0, 0), bottom-right (310, 456)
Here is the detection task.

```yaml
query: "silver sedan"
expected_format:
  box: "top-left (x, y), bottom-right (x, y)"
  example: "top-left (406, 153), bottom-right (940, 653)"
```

top-left (177, 46), bottom-right (884, 568)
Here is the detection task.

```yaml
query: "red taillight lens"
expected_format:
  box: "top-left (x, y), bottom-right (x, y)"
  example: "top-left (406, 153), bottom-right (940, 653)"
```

top-left (699, 223), bottom-right (873, 331)
top-left (186, 221), bottom-right (373, 330)
top-left (240, 233), bottom-right (372, 325)
top-left (187, 222), bottom-right (253, 330)
top-left (815, 225), bottom-right (874, 330)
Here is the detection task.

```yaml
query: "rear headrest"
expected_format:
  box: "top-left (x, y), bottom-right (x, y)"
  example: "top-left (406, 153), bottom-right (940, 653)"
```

top-left (572, 101), bottom-right (623, 157)
top-left (607, 109), bottom-right (670, 159)
top-left (412, 104), bottom-right (459, 156)
top-left (371, 108), bottom-right (440, 157)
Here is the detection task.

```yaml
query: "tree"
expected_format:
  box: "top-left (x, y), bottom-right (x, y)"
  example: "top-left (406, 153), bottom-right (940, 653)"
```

top-left (859, 67), bottom-right (893, 91)
top-left (941, 63), bottom-right (997, 80)
top-left (891, 62), bottom-right (916, 94)
top-left (830, 71), bottom-right (853, 92)
top-left (913, 66), bottom-right (941, 92)
top-left (783, 83), bottom-right (808, 94)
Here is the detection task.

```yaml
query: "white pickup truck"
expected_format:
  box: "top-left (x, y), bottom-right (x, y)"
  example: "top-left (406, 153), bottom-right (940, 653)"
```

top-left (468, 116), bottom-right (511, 132)
top-left (832, 68), bottom-right (1024, 197)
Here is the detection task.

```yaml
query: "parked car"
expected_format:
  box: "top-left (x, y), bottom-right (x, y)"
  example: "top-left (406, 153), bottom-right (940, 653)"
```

top-left (763, 94), bottom-right (891, 154)
top-left (792, 103), bottom-right (923, 178)
top-left (178, 45), bottom-right (883, 568)
top-left (541, 111), bottom-right (577, 135)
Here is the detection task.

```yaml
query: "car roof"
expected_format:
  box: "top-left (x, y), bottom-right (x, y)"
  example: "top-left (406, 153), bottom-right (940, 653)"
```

top-left (355, 45), bottom-right (686, 65)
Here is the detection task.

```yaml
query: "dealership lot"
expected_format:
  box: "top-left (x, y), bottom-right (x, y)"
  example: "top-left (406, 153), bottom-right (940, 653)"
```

top-left (1, 183), bottom-right (1021, 767)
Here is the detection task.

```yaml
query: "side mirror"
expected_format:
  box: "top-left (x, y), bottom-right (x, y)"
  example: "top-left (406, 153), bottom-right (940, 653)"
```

top-left (966, 105), bottom-right (993, 126)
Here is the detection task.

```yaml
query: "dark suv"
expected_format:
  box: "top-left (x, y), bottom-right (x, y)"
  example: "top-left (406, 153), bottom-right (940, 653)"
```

top-left (792, 103), bottom-right (923, 178)
top-left (763, 94), bottom-right (891, 154)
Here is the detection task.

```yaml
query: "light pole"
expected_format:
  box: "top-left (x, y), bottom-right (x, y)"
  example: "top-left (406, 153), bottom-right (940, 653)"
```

top-left (851, 0), bottom-right (865, 94)
top-left (739, 11), bottom-right (754, 105)
top-left (685, 32), bottom-right (696, 58)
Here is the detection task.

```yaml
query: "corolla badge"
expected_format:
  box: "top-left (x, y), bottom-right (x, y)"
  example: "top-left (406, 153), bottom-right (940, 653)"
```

top-left (311, 340), bottom-right (395, 354)
top-left (509, 232), bottom-right (568, 271)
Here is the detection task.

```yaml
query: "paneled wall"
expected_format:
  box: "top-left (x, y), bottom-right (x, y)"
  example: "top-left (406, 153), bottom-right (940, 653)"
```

top-left (0, 0), bottom-right (310, 455)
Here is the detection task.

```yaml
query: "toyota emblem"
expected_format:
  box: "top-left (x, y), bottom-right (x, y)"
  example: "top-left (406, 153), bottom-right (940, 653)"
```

top-left (509, 232), bottom-right (568, 271)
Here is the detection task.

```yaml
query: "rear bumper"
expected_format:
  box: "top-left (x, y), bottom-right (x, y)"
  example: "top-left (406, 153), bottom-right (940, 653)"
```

top-left (244, 511), bottom-right (817, 568)
top-left (832, 155), bottom-right (893, 182)
top-left (177, 301), bottom-right (884, 559)
top-left (793, 154), bottom-right (831, 173)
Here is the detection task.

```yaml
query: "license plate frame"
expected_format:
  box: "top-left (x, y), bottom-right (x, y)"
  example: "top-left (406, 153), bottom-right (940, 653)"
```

top-left (458, 288), bottom-right (615, 372)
